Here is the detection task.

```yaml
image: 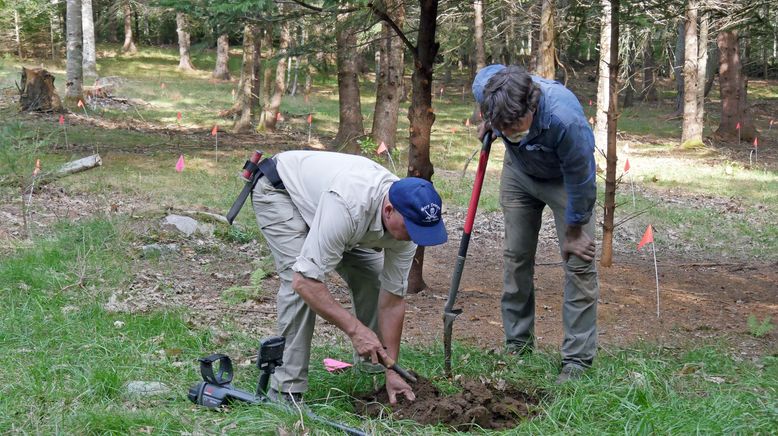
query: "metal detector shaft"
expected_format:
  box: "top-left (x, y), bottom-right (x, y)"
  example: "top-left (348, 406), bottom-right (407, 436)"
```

top-left (443, 131), bottom-right (494, 377)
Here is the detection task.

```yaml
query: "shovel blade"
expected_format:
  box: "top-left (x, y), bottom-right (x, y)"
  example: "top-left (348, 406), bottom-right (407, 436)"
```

top-left (443, 309), bottom-right (462, 377)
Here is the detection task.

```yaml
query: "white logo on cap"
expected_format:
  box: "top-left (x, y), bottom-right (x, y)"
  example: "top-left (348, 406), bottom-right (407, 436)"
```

top-left (421, 203), bottom-right (440, 223)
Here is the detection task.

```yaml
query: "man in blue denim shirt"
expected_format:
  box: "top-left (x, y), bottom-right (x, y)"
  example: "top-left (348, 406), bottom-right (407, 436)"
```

top-left (473, 64), bottom-right (599, 383)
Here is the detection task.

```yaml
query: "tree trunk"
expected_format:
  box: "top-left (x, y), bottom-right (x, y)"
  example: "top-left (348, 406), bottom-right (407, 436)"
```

top-left (594, 0), bottom-right (611, 151)
top-left (704, 39), bottom-right (719, 97)
top-left (372, 0), bottom-right (405, 152)
top-left (406, 0), bottom-right (439, 294)
top-left (695, 12), bottom-right (709, 132)
top-left (18, 67), bottom-right (64, 113)
top-left (82, 0), bottom-right (98, 81)
top-left (641, 31), bottom-right (658, 102)
top-left (600, 0), bottom-right (619, 268)
top-left (537, 0), bottom-right (556, 79)
top-left (264, 15), bottom-right (289, 131)
top-left (681, 0), bottom-right (701, 145)
top-left (66, 0), bottom-right (84, 102)
top-left (262, 28), bottom-right (274, 106)
top-left (469, 0), bottom-right (487, 124)
top-left (474, 0), bottom-right (486, 70)
top-left (251, 27), bottom-right (262, 111)
top-left (14, 9), bottom-right (23, 59)
top-left (623, 52), bottom-right (637, 108)
top-left (176, 13), bottom-right (195, 71)
top-left (529, 0), bottom-right (541, 72)
top-left (233, 25), bottom-right (256, 133)
top-left (715, 31), bottom-right (756, 141)
top-left (334, 14), bottom-right (364, 151)
top-left (673, 20), bottom-right (685, 114)
top-left (121, 0), bottom-right (136, 53)
top-left (213, 33), bottom-right (231, 80)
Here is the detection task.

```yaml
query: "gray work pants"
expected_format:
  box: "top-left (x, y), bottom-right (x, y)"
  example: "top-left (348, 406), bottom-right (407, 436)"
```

top-left (500, 161), bottom-right (599, 367)
top-left (251, 177), bottom-right (383, 393)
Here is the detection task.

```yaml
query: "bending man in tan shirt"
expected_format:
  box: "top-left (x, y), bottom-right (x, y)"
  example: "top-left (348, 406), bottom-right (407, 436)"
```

top-left (251, 150), bottom-right (447, 404)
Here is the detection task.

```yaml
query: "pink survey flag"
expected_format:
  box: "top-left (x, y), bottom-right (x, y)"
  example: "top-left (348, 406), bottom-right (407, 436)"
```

top-left (465, 118), bottom-right (471, 127)
top-left (59, 115), bottom-right (64, 125)
top-left (624, 158), bottom-right (630, 173)
top-left (276, 112), bottom-right (284, 122)
top-left (323, 358), bottom-right (352, 373)
top-left (307, 114), bottom-right (313, 124)
top-left (376, 141), bottom-right (388, 155)
top-left (589, 99), bottom-right (593, 106)
top-left (32, 159), bottom-right (41, 176)
top-left (175, 155), bottom-right (185, 173)
top-left (160, 82), bottom-right (166, 89)
top-left (736, 122), bottom-right (741, 130)
top-left (77, 99), bottom-right (84, 108)
top-left (211, 125), bottom-right (218, 136)
top-left (177, 112), bottom-right (182, 121)
top-left (753, 137), bottom-right (758, 147)
top-left (637, 224), bottom-right (654, 251)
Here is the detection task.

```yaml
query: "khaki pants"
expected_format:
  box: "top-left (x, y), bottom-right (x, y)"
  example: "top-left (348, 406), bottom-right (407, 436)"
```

top-left (252, 177), bottom-right (383, 393)
top-left (500, 158), bottom-right (599, 367)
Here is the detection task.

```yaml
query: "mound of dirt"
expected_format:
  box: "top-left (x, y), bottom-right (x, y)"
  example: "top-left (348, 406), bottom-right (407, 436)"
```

top-left (354, 376), bottom-right (539, 430)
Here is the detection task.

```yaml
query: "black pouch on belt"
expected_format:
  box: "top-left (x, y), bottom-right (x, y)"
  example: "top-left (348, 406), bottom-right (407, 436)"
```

top-left (226, 153), bottom-right (285, 224)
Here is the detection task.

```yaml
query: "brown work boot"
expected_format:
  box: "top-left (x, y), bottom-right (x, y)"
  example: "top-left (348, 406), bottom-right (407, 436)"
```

top-left (556, 364), bottom-right (587, 384)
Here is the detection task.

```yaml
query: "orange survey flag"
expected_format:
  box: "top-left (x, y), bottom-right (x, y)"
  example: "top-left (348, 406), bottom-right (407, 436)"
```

top-left (637, 225), bottom-right (654, 251)
top-left (624, 158), bottom-right (630, 173)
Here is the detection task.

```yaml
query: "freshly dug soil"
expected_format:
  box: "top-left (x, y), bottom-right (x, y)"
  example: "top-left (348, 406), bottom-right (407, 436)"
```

top-left (355, 376), bottom-right (539, 430)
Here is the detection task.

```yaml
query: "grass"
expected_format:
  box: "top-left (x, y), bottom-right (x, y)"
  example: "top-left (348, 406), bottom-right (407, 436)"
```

top-left (0, 221), bottom-right (775, 433)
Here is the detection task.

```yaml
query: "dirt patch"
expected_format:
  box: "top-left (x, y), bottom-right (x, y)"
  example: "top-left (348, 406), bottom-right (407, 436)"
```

top-left (355, 377), bottom-right (539, 430)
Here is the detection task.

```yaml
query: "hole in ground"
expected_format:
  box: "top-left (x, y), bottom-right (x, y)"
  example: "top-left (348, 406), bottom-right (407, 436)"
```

top-left (354, 376), bottom-right (540, 430)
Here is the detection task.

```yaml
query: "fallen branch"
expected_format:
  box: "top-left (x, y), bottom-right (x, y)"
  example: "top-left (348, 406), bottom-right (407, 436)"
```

top-left (37, 154), bottom-right (102, 187)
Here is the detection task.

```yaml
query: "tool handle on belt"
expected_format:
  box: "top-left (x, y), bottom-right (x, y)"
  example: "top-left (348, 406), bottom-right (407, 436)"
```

top-left (226, 151), bottom-right (263, 225)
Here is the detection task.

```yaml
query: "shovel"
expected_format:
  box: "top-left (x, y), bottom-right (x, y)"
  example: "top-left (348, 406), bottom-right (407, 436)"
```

top-left (443, 131), bottom-right (495, 377)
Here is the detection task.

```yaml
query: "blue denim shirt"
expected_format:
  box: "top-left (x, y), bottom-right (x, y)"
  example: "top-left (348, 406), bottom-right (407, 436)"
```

top-left (501, 76), bottom-right (596, 226)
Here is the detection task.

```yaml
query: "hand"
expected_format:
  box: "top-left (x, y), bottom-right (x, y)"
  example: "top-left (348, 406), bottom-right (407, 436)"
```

top-left (385, 370), bottom-right (415, 404)
top-left (476, 120), bottom-right (492, 142)
top-left (349, 323), bottom-right (390, 365)
top-left (562, 225), bottom-right (596, 262)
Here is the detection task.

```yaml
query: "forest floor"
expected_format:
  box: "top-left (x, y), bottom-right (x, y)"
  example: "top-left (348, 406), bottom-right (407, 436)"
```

top-left (0, 49), bottom-right (776, 433)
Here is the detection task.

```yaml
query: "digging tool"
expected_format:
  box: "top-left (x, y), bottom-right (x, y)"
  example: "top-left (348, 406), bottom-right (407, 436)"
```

top-left (443, 131), bottom-right (495, 377)
top-left (381, 355), bottom-right (417, 383)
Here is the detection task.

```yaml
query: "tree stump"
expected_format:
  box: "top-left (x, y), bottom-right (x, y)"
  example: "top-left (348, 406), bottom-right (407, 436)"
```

top-left (17, 67), bottom-right (64, 113)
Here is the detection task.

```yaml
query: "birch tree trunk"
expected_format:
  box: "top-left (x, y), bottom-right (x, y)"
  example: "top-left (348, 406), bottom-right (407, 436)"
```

top-left (264, 15), bottom-right (289, 131)
top-left (66, 0), bottom-right (84, 102)
top-left (213, 33), bottom-right (231, 80)
top-left (594, 0), bottom-right (611, 152)
top-left (372, 0), bottom-right (405, 152)
top-left (537, 0), bottom-right (556, 79)
top-left (82, 0), bottom-right (98, 81)
top-left (121, 0), bottom-right (136, 53)
top-left (715, 31), bottom-right (756, 141)
top-left (176, 13), bottom-right (195, 71)
top-left (600, 0), bottom-right (619, 268)
top-left (681, 0), bottom-right (701, 146)
top-left (334, 14), bottom-right (364, 151)
top-left (695, 13), bottom-right (709, 131)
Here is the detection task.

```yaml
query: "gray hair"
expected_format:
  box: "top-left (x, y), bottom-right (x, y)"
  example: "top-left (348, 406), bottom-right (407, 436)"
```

top-left (480, 66), bottom-right (541, 131)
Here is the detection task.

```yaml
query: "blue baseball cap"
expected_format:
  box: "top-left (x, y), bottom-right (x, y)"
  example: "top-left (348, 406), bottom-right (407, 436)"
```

top-left (388, 177), bottom-right (447, 246)
top-left (472, 64), bottom-right (506, 104)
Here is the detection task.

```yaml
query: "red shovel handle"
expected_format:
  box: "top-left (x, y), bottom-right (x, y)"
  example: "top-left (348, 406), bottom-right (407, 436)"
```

top-left (463, 132), bottom-right (494, 234)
